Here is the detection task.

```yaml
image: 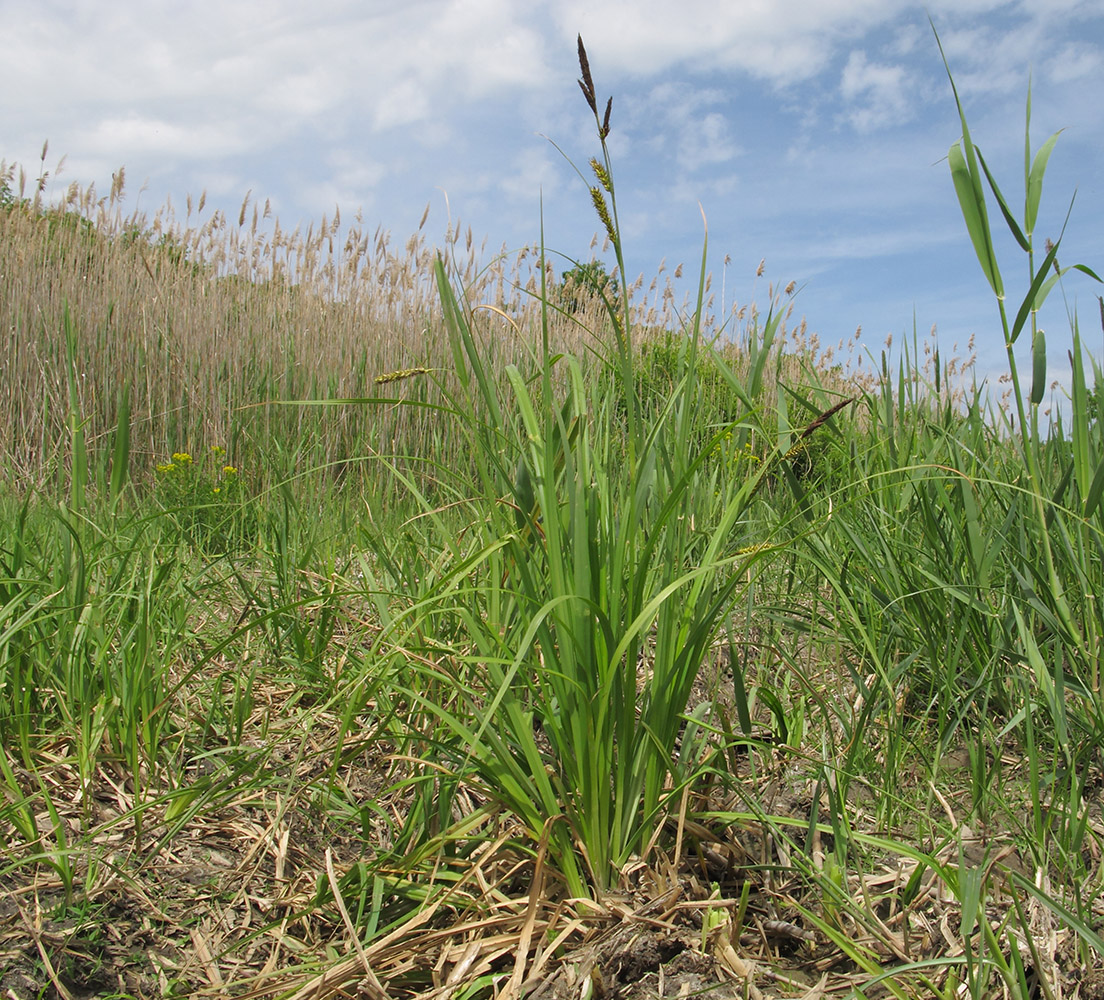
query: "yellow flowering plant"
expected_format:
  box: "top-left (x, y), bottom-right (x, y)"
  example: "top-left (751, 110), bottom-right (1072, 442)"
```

top-left (154, 445), bottom-right (252, 553)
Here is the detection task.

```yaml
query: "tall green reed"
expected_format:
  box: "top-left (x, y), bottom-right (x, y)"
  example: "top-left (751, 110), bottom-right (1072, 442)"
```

top-left (772, 31), bottom-right (1104, 895)
top-left (936, 27), bottom-right (1103, 775)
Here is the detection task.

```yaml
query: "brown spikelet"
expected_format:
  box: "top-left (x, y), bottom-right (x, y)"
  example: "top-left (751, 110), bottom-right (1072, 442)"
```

top-left (577, 35), bottom-right (597, 115)
top-left (601, 97), bottom-right (613, 138)
top-left (795, 397), bottom-right (857, 444)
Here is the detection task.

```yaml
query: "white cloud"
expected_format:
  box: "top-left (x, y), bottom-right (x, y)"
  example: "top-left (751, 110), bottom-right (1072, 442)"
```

top-left (373, 79), bottom-right (434, 131)
top-left (497, 147), bottom-right (566, 204)
top-left (839, 50), bottom-right (911, 132)
top-left (629, 83), bottom-right (741, 174)
top-left (320, 150), bottom-right (388, 202)
top-left (550, 0), bottom-right (904, 85)
top-left (83, 115), bottom-right (248, 160)
top-left (678, 112), bottom-right (740, 169)
top-left (932, 19), bottom-right (1045, 98)
top-left (1046, 42), bottom-right (1103, 84)
top-left (811, 221), bottom-right (959, 261)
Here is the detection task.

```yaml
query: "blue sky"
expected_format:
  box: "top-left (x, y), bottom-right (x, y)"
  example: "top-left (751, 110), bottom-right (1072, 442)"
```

top-left (3, 0), bottom-right (1102, 400)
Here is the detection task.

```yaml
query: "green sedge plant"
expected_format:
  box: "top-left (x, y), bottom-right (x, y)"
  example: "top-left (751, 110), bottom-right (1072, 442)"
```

top-left (376, 37), bottom-right (802, 897)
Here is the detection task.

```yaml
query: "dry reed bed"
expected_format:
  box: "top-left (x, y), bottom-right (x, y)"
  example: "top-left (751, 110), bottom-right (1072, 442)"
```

top-left (0, 167), bottom-right (856, 499)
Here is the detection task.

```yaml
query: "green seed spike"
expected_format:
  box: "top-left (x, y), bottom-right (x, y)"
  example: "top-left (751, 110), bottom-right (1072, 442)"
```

top-left (590, 187), bottom-right (616, 245)
top-left (374, 366), bottom-right (432, 385)
top-left (590, 158), bottom-right (612, 193)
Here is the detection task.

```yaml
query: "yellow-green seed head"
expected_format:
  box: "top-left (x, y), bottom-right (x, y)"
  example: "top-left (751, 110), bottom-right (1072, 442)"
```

top-left (375, 366), bottom-right (431, 385)
top-left (590, 187), bottom-right (616, 245)
top-left (590, 157), bottom-right (612, 193)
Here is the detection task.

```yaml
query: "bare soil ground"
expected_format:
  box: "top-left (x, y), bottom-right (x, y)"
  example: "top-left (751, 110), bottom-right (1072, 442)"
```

top-left (3, 663), bottom-right (1102, 999)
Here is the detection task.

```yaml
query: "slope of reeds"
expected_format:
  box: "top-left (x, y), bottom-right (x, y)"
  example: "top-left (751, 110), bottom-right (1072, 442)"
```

top-left (1, 151), bottom-right (827, 508)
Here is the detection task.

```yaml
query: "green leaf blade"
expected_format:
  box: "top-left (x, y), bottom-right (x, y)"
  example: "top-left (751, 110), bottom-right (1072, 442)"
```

top-left (948, 142), bottom-right (1003, 298)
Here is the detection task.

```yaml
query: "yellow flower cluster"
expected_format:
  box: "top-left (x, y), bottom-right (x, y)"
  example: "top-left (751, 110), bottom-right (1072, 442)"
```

top-left (153, 444), bottom-right (253, 553)
top-left (716, 431), bottom-right (760, 465)
top-left (155, 448), bottom-right (238, 483)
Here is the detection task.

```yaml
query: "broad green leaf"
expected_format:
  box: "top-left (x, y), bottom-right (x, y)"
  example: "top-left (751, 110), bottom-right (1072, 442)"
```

top-left (949, 142), bottom-right (1003, 297)
top-left (959, 477), bottom-right (985, 584)
top-left (936, 24), bottom-right (1005, 302)
top-left (1024, 263), bottom-right (1102, 328)
top-left (1026, 131), bottom-right (1061, 235)
top-left (1032, 268), bottom-right (1065, 313)
top-left (1031, 327), bottom-right (1047, 405)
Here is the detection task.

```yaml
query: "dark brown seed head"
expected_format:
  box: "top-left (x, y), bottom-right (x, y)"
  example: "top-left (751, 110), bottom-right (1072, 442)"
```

top-left (577, 35), bottom-right (597, 115)
top-left (578, 78), bottom-right (597, 115)
top-left (601, 97), bottom-right (613, 138)
top-left (797, 397), bottom-right (857, 442)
